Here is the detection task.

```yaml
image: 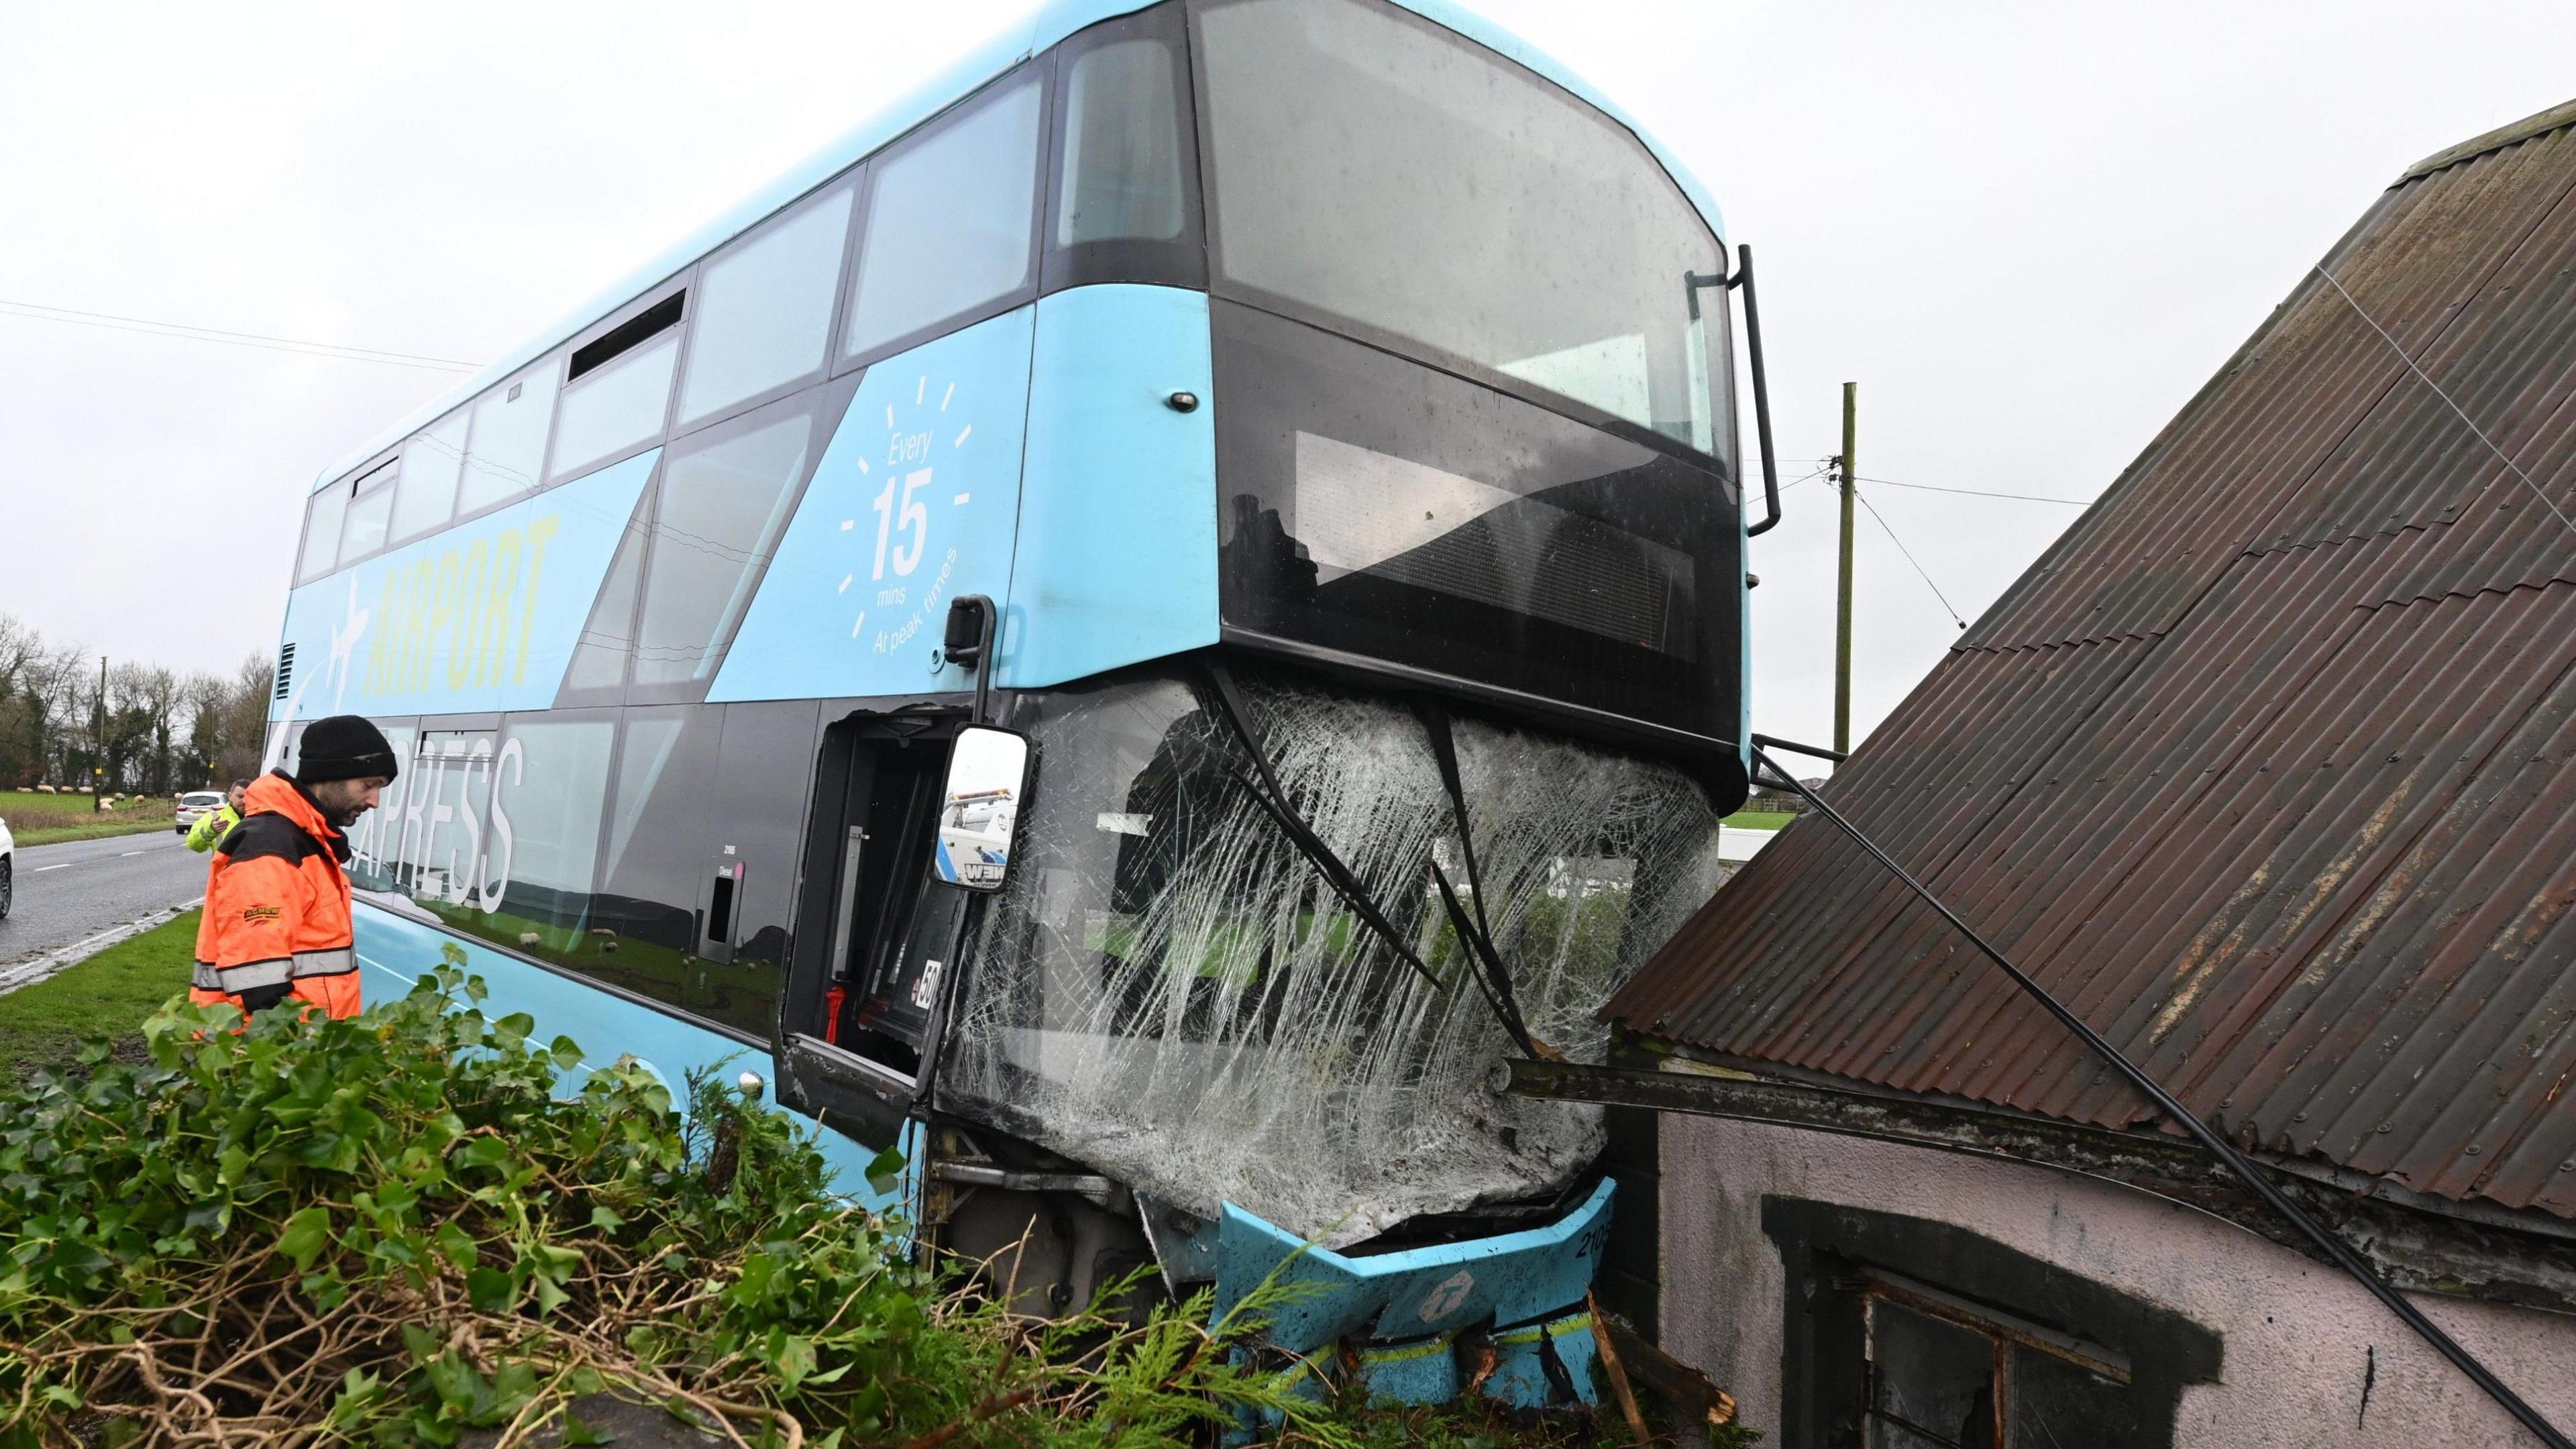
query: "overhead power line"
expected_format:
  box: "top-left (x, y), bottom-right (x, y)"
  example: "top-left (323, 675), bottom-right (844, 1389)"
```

top-left (2312, 262), bottom-right (2576, 542)
top-left (1775, 462), bottom-right (1835, 496)
top-left (0, 297), bottom-right (482, 373)
top-left (1854, 474), bottom-right (2094, 506)
top-left (1856, 488), bottom-right (1968, 629)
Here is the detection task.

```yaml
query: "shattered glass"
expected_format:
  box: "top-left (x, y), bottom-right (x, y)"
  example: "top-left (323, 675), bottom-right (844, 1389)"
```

top-left (945, 668), bottom-right (1725, 1246)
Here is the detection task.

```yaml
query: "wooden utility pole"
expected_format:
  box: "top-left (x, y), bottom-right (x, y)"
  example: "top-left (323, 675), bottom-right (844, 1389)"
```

top-left (1834, 383), bottom-right (1858, 757)
top-left (91, 654), bottom-right (106, 811)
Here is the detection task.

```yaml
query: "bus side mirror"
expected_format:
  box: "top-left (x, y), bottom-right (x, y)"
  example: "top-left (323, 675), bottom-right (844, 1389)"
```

top-left (932, 725), bottom-right (1028, 892)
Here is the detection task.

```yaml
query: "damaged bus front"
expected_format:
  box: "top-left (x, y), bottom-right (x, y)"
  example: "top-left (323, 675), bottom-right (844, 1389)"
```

top-left (265, 0), bottom-right (1770, 1413)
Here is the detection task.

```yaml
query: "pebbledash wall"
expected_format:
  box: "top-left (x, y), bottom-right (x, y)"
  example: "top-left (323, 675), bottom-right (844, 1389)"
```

top-left (1660, 1114), bottom-right (2576, 1447)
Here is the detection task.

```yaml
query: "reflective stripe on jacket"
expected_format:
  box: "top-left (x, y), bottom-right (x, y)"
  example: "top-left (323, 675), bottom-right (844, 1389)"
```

top-left (184, 802), bottom-right (241, 853)
top-left (191, 771), bottom-right (361, 1020)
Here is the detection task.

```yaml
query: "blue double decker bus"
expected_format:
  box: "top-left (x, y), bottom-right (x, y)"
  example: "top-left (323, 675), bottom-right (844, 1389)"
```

top-left (270, 0), bottom-right (1773, 1407)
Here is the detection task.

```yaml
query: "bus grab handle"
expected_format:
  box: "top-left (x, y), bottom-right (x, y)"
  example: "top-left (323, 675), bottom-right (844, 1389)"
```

top-left (1689, 244), bottom-right (1782, 539)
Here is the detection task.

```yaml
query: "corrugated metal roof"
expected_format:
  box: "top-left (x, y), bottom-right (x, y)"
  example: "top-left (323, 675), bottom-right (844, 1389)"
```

top-left (1606, 99), bottom-right (2576, 1220)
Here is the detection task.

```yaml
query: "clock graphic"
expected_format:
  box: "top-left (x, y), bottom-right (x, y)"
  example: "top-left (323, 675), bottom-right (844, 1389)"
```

top-left (703, 310), bottom-right (1033, 705)
top-left (837, 370), bottom-right (975, 659)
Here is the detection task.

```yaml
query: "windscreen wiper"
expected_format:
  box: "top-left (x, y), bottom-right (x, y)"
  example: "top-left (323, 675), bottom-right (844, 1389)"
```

top-left (1200, 661), bottom-right (1542, 1057)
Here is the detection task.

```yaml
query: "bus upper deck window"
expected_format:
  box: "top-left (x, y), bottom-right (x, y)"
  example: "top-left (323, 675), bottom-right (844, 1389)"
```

top-left (390, 409), bottom-right (468, 545)
top-left (679, 186), bottom-right (854, 427)
top-left (553, 294), bottom-right (684, 480)
top-left (1197, 0), bottom-right (1724, 451)
top-left (336, 464), bottom-right (397, 564)
top-left (458, 357), bottom-right (560, 517)
top-left (845, 75), bottom-right (1042, 360)
top-left (1059, 39), bottom-right (1185, 246)
top-left (296, 478), bottom-right (351, 584)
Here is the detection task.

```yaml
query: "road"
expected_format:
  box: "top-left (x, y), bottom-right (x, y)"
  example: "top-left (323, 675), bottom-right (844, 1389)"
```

top-left (0, 828), bottom-right (207, 969)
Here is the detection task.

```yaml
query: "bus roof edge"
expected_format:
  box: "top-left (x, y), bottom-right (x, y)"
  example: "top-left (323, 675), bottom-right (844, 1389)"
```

top-left (311, 0), bottom-right (1727, 495)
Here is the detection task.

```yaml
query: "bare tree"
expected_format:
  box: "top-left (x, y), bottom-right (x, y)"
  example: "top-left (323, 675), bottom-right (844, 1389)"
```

top-left (215, 653), bottom-right (275, 784)
top-left (0, 616), bottom-right (39, 698)
top-left (127, 665), bottom-right (185, 794)
top-left (184, 672), bottom-right (227, 788)
top-left (0, 619), bottom-right (272, 791)
top-left (24, 645), bottom-right (87, 788)
top-left (0, 616), bottom-right (54, 787)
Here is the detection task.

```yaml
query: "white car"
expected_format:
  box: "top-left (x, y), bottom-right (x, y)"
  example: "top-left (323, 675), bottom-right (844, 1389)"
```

top-left (175, 790), bottom-right (227, 836)
top-left (0, 812), bottom-right (13, 920)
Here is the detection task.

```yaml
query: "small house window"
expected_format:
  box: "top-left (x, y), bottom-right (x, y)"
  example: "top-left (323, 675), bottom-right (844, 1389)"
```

top-left (1860, 1272), bottom-right (2133, 1448)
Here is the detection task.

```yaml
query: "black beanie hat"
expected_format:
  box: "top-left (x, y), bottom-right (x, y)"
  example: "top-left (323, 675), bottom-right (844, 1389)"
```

top-left (297, 714), bottom-right (401, 786)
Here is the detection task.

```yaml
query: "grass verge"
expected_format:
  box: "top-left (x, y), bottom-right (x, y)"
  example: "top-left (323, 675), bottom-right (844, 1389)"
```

top-left (0, 958), bottom-right (1753, 1446)
top-left (1, 791), bottom-right (176, 848)
top-left (9, 816), bottom-right (176, 848)
top-left (0, 908), bottom-right (197, 1077)
top-left (0, 954), bottom-right (1752, 1433)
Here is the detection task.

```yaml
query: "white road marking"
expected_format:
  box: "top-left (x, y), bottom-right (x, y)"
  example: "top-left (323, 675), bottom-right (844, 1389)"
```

top-left (0, 897), bottom-right (205, 998)
top-left (33, 862), bottom-right (72, 872)
top-left (121, 850), bottom-right (145, 857)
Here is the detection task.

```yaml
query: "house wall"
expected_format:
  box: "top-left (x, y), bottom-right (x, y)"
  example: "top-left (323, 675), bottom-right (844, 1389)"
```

top-left (1659, 1114), bottom-right (2576, 1447)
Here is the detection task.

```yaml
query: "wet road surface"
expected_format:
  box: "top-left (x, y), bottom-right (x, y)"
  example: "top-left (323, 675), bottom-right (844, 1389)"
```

top-left (0, 827), bottom-right (207, 967)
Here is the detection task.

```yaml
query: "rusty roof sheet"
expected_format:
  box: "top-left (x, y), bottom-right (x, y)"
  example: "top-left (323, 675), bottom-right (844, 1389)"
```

top-left (1607, 99), bottom-right (2576, 1219)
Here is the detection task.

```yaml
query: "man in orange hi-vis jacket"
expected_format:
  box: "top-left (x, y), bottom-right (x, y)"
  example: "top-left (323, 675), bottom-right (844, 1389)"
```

top-left (192, 715), bottom-right (399, 1021)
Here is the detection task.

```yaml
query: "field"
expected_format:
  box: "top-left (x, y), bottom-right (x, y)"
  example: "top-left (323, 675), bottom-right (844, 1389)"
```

top-left (0, 788), bottom-right (179, 847)
top-left (1721, 810), bottom-right (1796, 830)
top-left (0, 908), bottom-right (196, 1076)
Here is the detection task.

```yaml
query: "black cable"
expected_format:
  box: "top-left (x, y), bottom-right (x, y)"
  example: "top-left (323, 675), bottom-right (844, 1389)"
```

top-left (1746, 745), bottom-right (2573, 1449)
top-left (0, 297), bottom-right (482, 372)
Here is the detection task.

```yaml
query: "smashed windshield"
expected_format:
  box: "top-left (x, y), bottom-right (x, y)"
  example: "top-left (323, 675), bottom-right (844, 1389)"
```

top-left (1197, 0), bottom-right (1729, 455)
top-left (943, 669), bottom-right (1725, 1246)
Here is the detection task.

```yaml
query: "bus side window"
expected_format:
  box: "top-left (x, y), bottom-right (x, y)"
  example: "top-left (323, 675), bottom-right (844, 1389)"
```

top-left (336, 463), bottom-right (398, 566)
top-left (390, 409), bottom-right (468, 547)
top-left (296, 476), bottom-right (352, 584)
top-left (677, 182), bottom-right (855, 428)
top-left (1042, 4), bottom-right (1204, 292)
top-left (843, 71), bottom-right (1044, 362)
top-left (458, 357), bottom-right (561, 517)
top-left (1057, 39), bottom-right (1185, 246)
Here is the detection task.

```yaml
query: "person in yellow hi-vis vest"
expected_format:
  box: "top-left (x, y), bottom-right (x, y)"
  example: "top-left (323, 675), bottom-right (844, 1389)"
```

top-left (184, 779), bottom-right (251, 853)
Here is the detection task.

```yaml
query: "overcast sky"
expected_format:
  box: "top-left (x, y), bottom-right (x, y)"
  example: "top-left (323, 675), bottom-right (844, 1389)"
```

top-left (5, 1), bottom-right (2573, 751)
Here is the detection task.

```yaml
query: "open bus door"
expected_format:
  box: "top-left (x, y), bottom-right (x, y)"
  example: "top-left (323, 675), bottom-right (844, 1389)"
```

top-left (775, 597), bottom-right (1018, 1145)
top-left (773, 691), bottom-right (1036, 1169)
top-left (773, 713), bottom-right (976, 1151)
